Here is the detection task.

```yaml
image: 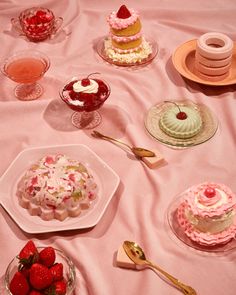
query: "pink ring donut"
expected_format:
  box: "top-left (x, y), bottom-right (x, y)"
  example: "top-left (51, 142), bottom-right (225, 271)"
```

top-left (195, 52), bottom-right (232, 68)
top-left (195, 61), bottom-right (231, 76)
top-left (196, 32), bottom-right (233, 60)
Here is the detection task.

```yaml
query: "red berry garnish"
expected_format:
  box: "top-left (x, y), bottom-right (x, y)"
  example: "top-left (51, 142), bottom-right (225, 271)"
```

top-left (176, 111), bottom-right (187, 120)
top-left (50, 263), bottom-right (63, 281)
top-left (81, 78), bottom-right (90, 87)
top-left (204, 187), bottom-right (216, 198)
top-left (117, 5), bottom-right (131, 19)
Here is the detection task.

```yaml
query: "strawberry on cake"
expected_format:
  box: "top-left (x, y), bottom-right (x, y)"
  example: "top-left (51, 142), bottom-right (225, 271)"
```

top-left (17, 154), bottom-right (98, 221)
top-left (177, 182), bottom-right (236, 246)
top-left (104, 5), bottom-right (153, 64)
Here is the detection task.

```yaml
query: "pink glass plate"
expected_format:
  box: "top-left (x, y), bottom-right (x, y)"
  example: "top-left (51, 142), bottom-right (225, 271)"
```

top-left (0, 144), bottom-right (120, 234)
top-left (172, 39), bottom-right (236, 86)
top-left (166, 194), bottom-right (236, 253)
top-left (96, 36), bottom-right (158, 67)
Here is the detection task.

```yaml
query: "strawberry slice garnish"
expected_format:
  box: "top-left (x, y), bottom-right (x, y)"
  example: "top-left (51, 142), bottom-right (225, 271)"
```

top-left (116, 5), bottom-right (131, 19)
top-left (39, 247), bottom-right (56, 268)
top-left (18, 240), bottom-right (39, 268)
top-left (9, 271), bottom-right (30, 295)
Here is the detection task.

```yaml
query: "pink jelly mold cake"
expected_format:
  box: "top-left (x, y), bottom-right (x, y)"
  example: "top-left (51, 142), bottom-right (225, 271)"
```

top-left (17, 154), bottom-right (98, 221)
top-left (177, 182), bottom-right (236, 246)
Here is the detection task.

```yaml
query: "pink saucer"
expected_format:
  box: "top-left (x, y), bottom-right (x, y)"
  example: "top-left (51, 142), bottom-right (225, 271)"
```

top-left (177, 202), bottom-right (236, 246)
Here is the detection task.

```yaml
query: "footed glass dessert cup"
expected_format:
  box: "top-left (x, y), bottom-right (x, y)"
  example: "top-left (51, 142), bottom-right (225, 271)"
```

top-left (11, 7), bottom-right (63, 42)
top-left (4, 247), bottom-right (76, 295)
top-left (60, 75), bottom-right (111, 129)
top-left (1, 50), bottom-right (50, 100)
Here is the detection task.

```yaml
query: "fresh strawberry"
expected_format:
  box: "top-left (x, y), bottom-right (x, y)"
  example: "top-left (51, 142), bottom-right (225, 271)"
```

top-left (39, 247), bottom-right (56, 267)
top-left (20, 266), bottom-right (30, 279)
top-left (30, 263), bottom-right (53, 290)
top-left (9, 271), bottom-right (30, 295)
top-left (18, 240), bottom-right (39, 268)
top-left (116, 5), bottom-right (131, 19)
top-left (44, 280), bottom-right (67, 295)
top-left (49, 263), bottom-right (63, 281)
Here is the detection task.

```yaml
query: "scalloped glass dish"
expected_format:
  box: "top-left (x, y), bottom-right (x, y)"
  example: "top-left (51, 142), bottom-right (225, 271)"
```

top-left (0, 144), bottom-right (120, 234)
top-left (166, 194), bottom-right (236, 253)
top-left (145, 100), bottom-right (218, 148)
top-left (96, 36), bottom-right (158, 67)
top-left (172, 39), bottom-right (236, 86)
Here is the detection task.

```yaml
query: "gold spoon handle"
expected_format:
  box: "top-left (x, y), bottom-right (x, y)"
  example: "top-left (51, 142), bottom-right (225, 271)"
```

top-left (146, 260), bottom-right (197, 295)
top-left (91, 130), bottom-right (132, 150)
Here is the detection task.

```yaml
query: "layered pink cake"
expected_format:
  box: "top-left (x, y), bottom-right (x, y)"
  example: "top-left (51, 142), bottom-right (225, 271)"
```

top-left (104, 5), bottom-right (152, 64)
top-left (177, 182), bottom-right (236, 246)
top-left (195, 32), bottom-right (234, 82)
top-left (17, 154), bottom-right (98, 221)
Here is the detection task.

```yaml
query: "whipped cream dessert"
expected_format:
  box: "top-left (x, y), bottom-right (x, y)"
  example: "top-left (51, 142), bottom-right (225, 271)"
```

top-left (61, 75), bottom-right (110, 112)
top-left (177, 182), bottom-right (236, 246)
top-left (17, 154), bottom-right (98, 221)
top-left (104, 5), bottom-right (152, 64)
top-left (159, 104), bottom-right (202, 139)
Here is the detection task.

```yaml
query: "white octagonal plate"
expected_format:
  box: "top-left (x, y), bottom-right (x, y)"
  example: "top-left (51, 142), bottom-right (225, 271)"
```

top-left (0, 144), bottom-right (120, 234)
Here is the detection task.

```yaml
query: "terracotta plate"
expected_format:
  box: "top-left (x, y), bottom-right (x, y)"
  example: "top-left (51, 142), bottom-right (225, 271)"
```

top-left (172, 39), bottom-right (236, 86)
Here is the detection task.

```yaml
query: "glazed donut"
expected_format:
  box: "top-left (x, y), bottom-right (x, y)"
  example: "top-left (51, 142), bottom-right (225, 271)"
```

top-left (195, 62), bottom-right (231, 76)
top-left (196, 32), bottom-right (233, 60)
top-left (195, 52), bottom-right (232, 68)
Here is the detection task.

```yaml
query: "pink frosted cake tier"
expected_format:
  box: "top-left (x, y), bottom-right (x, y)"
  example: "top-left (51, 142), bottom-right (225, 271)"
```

top-left (177, 182), bottom-right (236, 246)
top-left (17, 154), bottom-right (98, 221)
top-left (105, 5), bottom-right (152, 64)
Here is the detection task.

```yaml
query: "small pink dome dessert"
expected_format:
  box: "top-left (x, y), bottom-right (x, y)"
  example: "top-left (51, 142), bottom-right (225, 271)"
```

top-left (177, 182), bottom-right (236, 246)
top-left (17, 154), bottom-right (98, 221)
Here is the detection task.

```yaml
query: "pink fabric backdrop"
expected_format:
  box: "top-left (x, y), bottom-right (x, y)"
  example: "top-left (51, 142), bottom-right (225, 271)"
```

top-left (1, 0), bottom-right (236, 294)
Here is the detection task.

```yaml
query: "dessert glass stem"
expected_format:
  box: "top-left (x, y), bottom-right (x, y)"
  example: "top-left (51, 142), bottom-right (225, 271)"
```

top-left (71, 111), bottom-right (102, 129)
top-left (15, 82), bottom-right (43, 101)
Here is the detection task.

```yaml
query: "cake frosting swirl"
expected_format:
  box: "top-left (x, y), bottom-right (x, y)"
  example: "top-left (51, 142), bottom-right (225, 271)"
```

top-left (17, 154), bottom-right (98, 221)
top-left (177, 182), bottom-right (236, 246)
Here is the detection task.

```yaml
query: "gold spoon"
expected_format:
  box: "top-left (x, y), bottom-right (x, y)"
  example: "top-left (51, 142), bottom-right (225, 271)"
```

top-left (91, 130), bottom-right (155, 158)
top-left (123, 241), bottom-right (197, 295)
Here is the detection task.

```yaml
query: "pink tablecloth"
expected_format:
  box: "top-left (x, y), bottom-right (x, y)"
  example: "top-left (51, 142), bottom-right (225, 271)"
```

top-left (1, 0), bottom-right (236, 294)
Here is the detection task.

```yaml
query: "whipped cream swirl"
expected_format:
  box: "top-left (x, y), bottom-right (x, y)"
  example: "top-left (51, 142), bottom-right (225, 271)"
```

top-left (73, 79), bottom-right (98, 94)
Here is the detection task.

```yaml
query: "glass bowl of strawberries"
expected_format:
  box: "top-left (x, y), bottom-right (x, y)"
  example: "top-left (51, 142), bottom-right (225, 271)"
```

top-left (60, 73), bottom-right (111, 129)
top-left (4, 241), bottom-right (76, 295)
top-left (11, 7), bottom-right (63, 42)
